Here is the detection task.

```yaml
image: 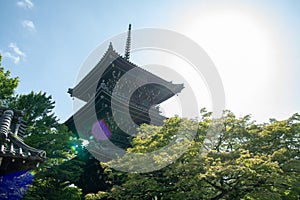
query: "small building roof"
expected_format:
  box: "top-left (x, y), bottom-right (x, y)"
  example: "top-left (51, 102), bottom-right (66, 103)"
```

top-left (0, 107), bottom-right (46, 175)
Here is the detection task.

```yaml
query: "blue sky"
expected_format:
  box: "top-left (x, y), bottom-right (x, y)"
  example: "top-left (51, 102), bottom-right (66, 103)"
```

top-left (0, 0), bottom-right (299, 123)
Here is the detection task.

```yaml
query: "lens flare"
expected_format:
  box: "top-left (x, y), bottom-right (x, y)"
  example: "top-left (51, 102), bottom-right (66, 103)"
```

top-left (71, 143), bottom-right (80, 152)
top-left (91, 120), bottom-right (112, 140)
top-left (29, 171), bottom-right (36, 176)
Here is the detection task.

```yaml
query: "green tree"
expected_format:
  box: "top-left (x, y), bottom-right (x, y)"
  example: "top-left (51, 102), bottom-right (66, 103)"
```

top-left (92, 110), bottom-right (299, 200)
top-left (9, 91), bottom-right (57, 136)
top-left (0, 57), bottom-right (83, 199)
top-left (0, 55), bottom-right (19, 106)
top-left (7, 92), bottom-right (84, 200)
top-left (18, 93), bottom-right (84, 200)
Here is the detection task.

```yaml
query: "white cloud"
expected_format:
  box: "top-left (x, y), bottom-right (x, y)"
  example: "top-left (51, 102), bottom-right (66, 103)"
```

top-left (17, 0), bottom-right (34, 9)
top-left (22, 20), bottom-right (35, 31)
top-left (8, 43), bottom-right (26, 57)
top-left (0, 43), bottom-right (26, 64)
top-left (2, 51), bottom-right (21, 64)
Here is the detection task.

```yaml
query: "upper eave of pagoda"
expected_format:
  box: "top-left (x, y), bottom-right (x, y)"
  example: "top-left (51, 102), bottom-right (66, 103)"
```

top-left (69, 43), bottom-right (184, 102)
top-left (70, 43), bottom-right (121, 95)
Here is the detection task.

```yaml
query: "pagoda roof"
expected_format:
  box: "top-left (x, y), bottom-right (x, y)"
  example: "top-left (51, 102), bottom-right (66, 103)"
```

top-left (65, 89), bottom-right (165, 136)
top-left (69, 43), bottom-right (184, 102)
top-left (0, 107), bottom-right (46, 175)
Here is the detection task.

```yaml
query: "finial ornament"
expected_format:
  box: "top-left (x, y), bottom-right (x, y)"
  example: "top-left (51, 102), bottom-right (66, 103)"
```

top-left (108, 42), bottom-right (113, 50)
top-left (124, 24), bottom-right (131, 60)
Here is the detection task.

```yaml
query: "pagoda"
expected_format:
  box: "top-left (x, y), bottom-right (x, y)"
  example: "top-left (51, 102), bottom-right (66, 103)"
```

top-left (0, 107), bottom-right (46, 175)
top-left (65, 24), bottom-right (184, 153)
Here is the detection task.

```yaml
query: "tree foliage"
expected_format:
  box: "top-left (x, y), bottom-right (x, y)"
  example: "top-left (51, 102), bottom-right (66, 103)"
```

top-left (0, 55), bottom-right (19, 106)
top-left (0, 57), bottom-right (83, 199)
top-left (90, 110), bottom-right (300, 200)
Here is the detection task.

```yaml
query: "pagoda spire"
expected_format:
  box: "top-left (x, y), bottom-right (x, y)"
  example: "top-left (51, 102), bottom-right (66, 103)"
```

top-left (124, 24), bottom-right (131, 60)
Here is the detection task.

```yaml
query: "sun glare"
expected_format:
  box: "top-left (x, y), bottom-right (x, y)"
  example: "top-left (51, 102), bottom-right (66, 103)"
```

top-left (179, 9), bottom-right (279, 121)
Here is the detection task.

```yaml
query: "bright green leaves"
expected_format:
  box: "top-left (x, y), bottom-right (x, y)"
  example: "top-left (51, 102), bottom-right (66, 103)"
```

top-left (0, 55), bottom-right (19, 106)
top-left (99, 111), bottom-right (300, 200)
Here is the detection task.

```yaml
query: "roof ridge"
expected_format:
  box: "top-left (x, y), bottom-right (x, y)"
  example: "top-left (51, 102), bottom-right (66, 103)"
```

top-left (108, 44), bottom-right (184, 87)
